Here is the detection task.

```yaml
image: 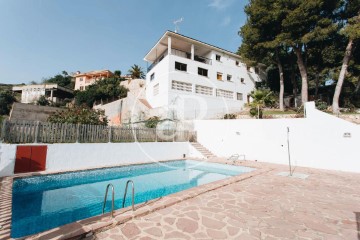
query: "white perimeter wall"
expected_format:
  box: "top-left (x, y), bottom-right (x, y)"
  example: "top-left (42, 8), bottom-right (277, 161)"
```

top-left (194, 102), bottom-right (360, 173)
top-left (0, 142), bottom-right (194, 177)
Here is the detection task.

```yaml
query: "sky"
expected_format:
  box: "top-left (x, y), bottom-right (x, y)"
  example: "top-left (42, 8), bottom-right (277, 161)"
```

top-left (0, 0), bottom-right (249, 84)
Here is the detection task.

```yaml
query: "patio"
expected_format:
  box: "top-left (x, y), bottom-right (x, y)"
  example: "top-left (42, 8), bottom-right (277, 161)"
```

top-left (93, 160), bottom-right (360, 240)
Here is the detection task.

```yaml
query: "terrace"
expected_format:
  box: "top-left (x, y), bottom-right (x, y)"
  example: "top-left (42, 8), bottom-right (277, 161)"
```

top-left (145, 32), bottom-right (214, 72)
top-left (94, 160), bottom-right (360, 239)
top-left (1, 159), bottom-right (359, 239)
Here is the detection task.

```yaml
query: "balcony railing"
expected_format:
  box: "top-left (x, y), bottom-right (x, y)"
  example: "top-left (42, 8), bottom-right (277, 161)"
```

top-left (171, 49), bottom-right (212, 65)
top-left (147, 51), bottom-right (168, 72)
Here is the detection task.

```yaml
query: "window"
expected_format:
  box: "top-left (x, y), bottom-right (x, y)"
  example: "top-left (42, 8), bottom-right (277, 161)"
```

top-left (216, 54), bottom-right (221, 61)
top-left (80, 86), bottom-right (84, 91)
top-left (216, 89), bottom-right (233, 99)
top-left (79, 77), bottom-right (83, 81)
top-left (235, 61), bottom-right (240, 66)
top-left (150, 73), bottom-right (155, 81)
top-left (198, 67), bottom-right (208, 77)
top-left (246, 66), bottom-right (251, 72)
top-left (227, 75), bottom-right (232, 81)
top-left (172, 80), bottom-right (192, 92)
top-left (217, 72), bottom-right (223, 81)
top-left (175, 62), bottom-right (187, 72)
top-left (237, 93), bottom-right (243, 101)
top-left (195, 85), bottom-right (213, 96)
top-left (153, 83), bottom-right (159, 96)
top-left (240, 78), bottom-right (245, 83)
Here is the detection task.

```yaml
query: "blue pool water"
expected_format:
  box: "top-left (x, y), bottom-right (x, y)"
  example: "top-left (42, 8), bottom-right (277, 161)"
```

top-left (11, 160), bottom-right (253, 238)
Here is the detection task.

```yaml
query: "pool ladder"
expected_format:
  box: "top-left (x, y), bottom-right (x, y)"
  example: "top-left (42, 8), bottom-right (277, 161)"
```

top-left (102, 180), bottom-right (136, 218)
top-left (102, 183), bottom-right (115, 218)
top-left (122, 180), bottom-right (135, 211)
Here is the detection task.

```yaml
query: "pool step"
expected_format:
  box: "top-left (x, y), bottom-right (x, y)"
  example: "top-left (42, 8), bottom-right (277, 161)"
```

top-left (190, 142), bottom-right (217, 159)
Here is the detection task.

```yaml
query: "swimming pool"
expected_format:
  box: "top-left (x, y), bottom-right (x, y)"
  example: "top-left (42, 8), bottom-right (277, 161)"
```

top-left (11, 160), bottom-right (253, 238)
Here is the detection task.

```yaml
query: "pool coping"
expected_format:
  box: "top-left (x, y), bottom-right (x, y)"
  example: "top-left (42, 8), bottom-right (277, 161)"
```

top-left (0, 159), bottom-right (272, 240)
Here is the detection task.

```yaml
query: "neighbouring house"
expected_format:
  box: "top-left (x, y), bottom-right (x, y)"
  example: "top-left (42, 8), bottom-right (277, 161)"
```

top-left (73, 70), bottom-right (113, 91)
top-left (144, 31), bottom-right (263, 119)
top-left (12, 84), bottom-right (74, 104)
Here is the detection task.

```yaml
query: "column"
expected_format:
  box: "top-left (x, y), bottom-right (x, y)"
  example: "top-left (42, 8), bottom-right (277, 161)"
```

top-left (50, 89), bottom-right (54, 102)
top-left (168, 36), bottom-right (172, 55)
top-left (191, 44), bottom-right (194, 60)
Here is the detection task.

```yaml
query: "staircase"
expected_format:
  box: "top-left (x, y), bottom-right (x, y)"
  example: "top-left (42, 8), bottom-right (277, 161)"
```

top-left (190, 142), bottom-right (217, 159)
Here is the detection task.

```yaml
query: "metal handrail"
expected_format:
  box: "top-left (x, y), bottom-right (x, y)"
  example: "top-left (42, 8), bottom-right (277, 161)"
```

top-left (102, 183), bottom-right (115, 218)
top-left (122, 180), bottom-right (135, 211)
top-left (228, 154), bottom-right (239, 161)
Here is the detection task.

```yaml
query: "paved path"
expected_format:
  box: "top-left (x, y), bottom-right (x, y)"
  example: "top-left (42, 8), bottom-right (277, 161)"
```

top-left (94, 162), bottom-right (360, 239)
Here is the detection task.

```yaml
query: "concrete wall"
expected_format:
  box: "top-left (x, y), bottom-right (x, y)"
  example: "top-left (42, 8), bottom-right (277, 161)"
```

top-left (0, 142), bottom-right (196, 177)
top-left (193, 102), bottom-right (360, 173)
top-left (9, 102), bottom-right (64, 122)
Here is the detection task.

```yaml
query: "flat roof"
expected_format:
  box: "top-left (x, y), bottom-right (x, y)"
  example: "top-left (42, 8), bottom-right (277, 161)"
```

top-left (12, 84), bottom-right (74, 94)
top-left (144, 31), bottom-right (242, 62)
top-left (73, 69), bottom-right (113, 77)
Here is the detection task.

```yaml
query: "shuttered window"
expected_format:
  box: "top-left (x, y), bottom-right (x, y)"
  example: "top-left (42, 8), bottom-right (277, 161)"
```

top-left (195, 85), bottom-right (213, 96)
top-left (216, 89), bottom-right (233, 99)
top-left (172, 80), bottom-right (192, 92)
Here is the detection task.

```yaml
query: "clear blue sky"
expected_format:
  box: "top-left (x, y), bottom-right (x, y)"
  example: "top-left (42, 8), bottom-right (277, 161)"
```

top-left (0, 0), bottom-right (248, 84)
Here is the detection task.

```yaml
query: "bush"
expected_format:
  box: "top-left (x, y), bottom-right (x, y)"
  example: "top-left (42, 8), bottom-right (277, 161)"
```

top-left (248, 89), bottom-right (275, 118)
top-left (0, 91), bottom-right (16, 115)
top-left (249, 107), bottom-right (263, 118)
top-left (37, 95), bottom-right (50, 106)
top-left (224, 113), bottom-right (236, 119)
top-left (48, 105), bottom-right (108, 125)
top-left (315, 100), bottom-right (328, 111)
top-left (144, 116), bottom-right (161, 128)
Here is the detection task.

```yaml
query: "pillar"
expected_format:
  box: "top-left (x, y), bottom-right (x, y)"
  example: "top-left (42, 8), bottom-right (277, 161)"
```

top-left (168, 36), bottom-right (172, 55)
top-left (191, 44), bottom-right (194, 60)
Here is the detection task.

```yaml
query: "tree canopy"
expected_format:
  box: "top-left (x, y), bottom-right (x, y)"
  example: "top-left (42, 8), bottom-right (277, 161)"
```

top-left (0, 91), bottom-right (16, 115)
top-left (75, 77), bottom-right (128, 107)
top-left (128, 64), bottom-right (145, 79)
top-left (42, 71), bottom-right (74, 89)
top-left (239, 0), bottom-right (360, 112)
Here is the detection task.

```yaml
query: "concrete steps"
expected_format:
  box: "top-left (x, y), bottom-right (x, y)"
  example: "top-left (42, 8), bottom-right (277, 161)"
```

top-left (190, 142), bottom-right (217, 159)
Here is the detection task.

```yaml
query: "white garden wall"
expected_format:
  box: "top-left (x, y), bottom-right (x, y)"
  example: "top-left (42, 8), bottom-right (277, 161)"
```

top-left (0, 142), bottom-right (192, 177)
top-left (193, 102), bottom-right (360, 173)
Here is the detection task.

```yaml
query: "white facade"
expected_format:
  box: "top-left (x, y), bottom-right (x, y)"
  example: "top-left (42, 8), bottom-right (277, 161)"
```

top-left (144, 31), bottom-right (261, 120)
top-left (193, 102), bottom-right (360, 173)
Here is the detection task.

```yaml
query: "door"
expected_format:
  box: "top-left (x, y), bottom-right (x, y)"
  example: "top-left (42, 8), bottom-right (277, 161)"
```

top-left (14, 146), bottom-right (47, 173)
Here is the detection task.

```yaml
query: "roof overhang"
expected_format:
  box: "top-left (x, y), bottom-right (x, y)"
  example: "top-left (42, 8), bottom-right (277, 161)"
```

top-left (144, 31), bottom-right (242, 62)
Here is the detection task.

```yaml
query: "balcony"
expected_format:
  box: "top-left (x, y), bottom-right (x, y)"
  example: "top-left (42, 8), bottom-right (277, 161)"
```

top-left (171, 49), bottom-right (212, 65)
top-left (147, 48), bottom-right (212, 72)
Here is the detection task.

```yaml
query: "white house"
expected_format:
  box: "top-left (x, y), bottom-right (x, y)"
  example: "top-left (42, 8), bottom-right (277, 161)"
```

top-left (12, 84), bottom-right (74, 104)
top-left (144, 31), bottom-right (262, 120)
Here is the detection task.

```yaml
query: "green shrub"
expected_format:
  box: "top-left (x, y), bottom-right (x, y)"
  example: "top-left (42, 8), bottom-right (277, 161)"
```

top-left (224, 113), bottom-right (236, 119)
top-left (249, 107), bottom-right (263, 118)
top-left (145, 116), bottom-right (160, 128)
top-left (315, 100), bottom-right (328, 111)
top-left (48, 105), bottom-right (108, 125)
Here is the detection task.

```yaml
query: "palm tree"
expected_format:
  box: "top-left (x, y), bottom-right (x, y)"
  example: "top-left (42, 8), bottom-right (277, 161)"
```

top-left (128, 64), bottom-right (145, 79)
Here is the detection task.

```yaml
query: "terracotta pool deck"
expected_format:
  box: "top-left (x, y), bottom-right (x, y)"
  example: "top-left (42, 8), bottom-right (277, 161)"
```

top-left (93, 160), bottom-right (360, 240)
